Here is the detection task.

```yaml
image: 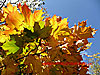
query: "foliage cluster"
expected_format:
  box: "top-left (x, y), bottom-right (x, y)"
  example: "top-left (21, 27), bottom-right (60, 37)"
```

top-left (0, 2), bottom-right (97, 75)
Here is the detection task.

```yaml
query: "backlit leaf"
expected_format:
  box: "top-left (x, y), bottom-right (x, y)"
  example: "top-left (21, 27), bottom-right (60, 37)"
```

top-left (1, 40), bottom-right (19, 55)
top-left (0, 35), bottom-right (10, 43)
top-left (39, 21), bottom-right (45, 29)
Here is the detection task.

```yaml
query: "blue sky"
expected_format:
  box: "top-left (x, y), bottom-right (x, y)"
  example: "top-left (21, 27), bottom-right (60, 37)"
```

top-left (45, 0), bottom-right (100, 57)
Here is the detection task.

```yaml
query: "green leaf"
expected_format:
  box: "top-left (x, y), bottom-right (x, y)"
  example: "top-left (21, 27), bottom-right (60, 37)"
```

top-left (39, 21), bottom-right (45, 29)
top-left (1, 40), bottom-right (19, 55)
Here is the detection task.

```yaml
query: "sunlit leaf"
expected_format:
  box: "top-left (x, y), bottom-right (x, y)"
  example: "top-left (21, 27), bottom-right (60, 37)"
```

top-left (39, 21), bottom-right (45, 29)
top-left (1, 40), bottom-right (19, 55)
top-left (0, 3), bottom-right (97, 75)
top-left (33, 9), bottom-right (44, 22)
top-left (0, 35), bottom-right (10, 43)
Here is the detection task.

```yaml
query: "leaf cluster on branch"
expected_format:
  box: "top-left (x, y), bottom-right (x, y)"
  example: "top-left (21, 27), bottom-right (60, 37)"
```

top-left (0, 2), bottom-right (97, 75)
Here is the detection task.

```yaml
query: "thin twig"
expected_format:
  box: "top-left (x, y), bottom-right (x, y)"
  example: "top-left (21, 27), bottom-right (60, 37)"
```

top-left (0, 0), bottom-right (6, 9)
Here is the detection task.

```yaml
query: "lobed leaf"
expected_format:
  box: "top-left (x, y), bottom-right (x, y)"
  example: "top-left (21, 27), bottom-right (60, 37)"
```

top-left (1, 40), bottom-right (19, 55)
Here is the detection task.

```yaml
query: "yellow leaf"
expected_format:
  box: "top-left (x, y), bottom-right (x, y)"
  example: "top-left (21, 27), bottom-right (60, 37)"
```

top-left (6, 11), bottom-right (24, 30)
top-left (39, 21), bottom-right (45, 29)
top-left (33, 9), bottom-right (44, 22)
top-left (41, 52), bottom-right (48, 56)
top-left (86, 42), bottom-right (92, 47)
top-left (67, 50), bottom-right (71, 55)
top-left (0, 35), bottom-right (10, 43)
top-left (58, 18), bottom-right (68, 29)
top-left (37, 46), bottom-right (42, 53)
top-left (2, 3), bottom-right (18, 22)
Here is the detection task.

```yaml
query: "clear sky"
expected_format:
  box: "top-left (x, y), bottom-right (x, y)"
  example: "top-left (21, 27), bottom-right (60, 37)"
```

top-left (45, 0), bottom-right (100, 57)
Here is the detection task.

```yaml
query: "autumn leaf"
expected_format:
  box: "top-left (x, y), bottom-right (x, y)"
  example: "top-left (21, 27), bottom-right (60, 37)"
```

top-left (1, 40), bottom-right (19, 55)
top-left (2, 56), bottom-right (18, 75)
top-left (47, 36), bottom-right (59, 48)
top-left (33, 9), bottom-right (44, 22)
top-left (6, 10), bottom-right (24, 30)
top-left (21, 3), bottom-right (34, 31)
top-left (78, 20), bottom-right (87, 27)
top-left (0, 10), bottom-right (4, 21)
top-left (24, 55), bottom-right (42, 74)
top-left (0, 35), bottom-right (10, 43)
top-left (49, 67), bottom-right (62, 75)
top-left (39, 21), bottom-right (45, 29)
top-left (0, 3), bottom-right (97, 75)
top-left (33, 22), bottom-right (52, 39)
top-left (50, 15), bottom-right (68, 39)
top-left (2, 3), bottom-right (18, 22)
top-left (50, 15), bottom-right (59, 36)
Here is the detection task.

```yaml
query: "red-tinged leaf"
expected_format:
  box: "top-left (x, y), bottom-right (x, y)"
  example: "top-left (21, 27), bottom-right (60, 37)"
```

top-left (78, 32), bottom-right (93, 39)
top-left (22, 3), bottom-right (31, 17)
top-left (45, 17), bottom-right (51, 26)
top-left (33, 9), bottom-right (44, 22)
top-left (78, 20), bottom-right (87, 27)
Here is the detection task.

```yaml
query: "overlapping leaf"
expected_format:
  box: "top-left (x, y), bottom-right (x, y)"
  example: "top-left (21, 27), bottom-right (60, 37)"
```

top-left (1, 40), bottom-right (19, 55)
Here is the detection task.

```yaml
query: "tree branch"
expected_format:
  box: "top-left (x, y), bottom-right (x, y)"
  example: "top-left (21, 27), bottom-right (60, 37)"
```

top-left (0, 0), bottom-right (6, 9)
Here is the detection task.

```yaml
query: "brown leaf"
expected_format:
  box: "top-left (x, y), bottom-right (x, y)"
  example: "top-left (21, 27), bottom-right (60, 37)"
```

top-left (2, 56), bottom-right (18, 75)
top-left (24, 55), bottom-right (42, 74)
